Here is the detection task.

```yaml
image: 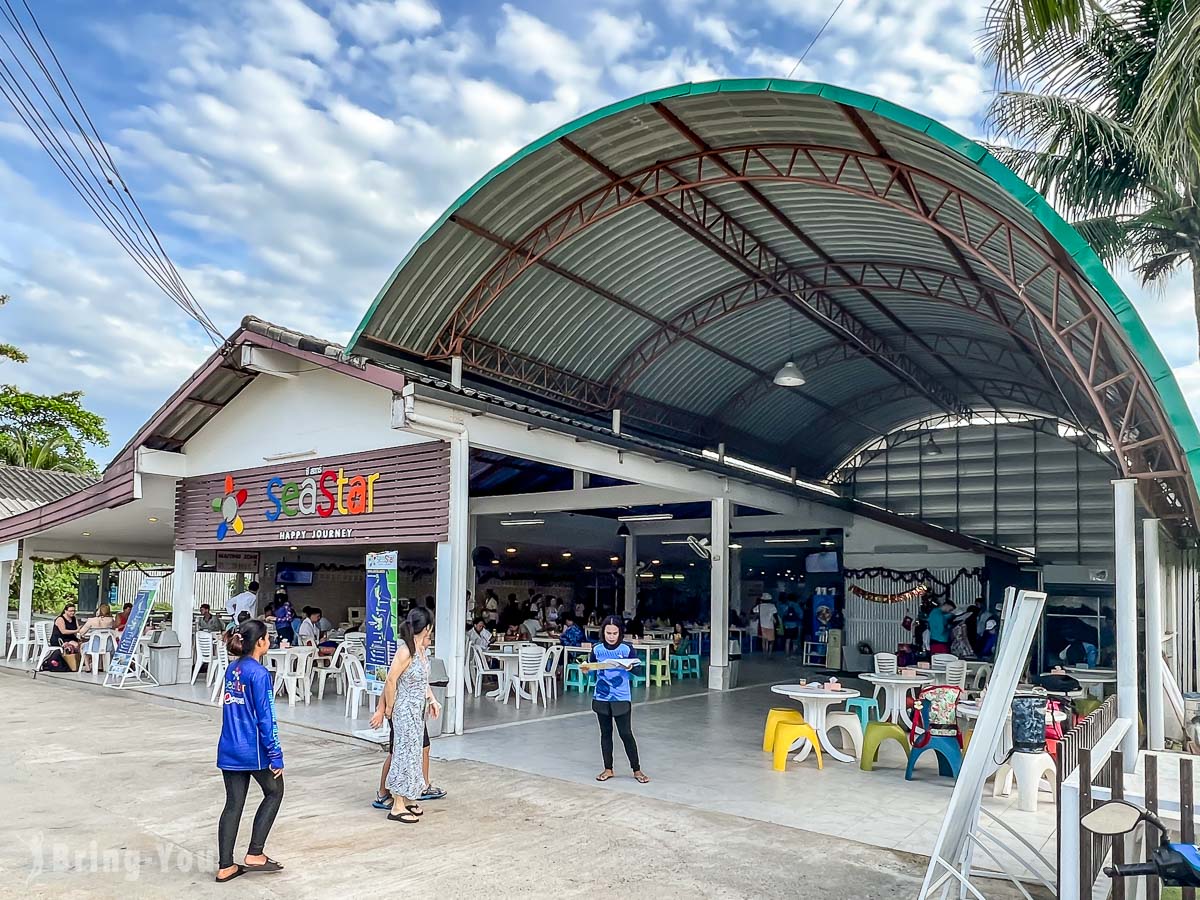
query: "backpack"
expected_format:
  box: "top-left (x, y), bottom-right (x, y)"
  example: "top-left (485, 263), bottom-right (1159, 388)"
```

top-left (41, 648), bottom-right (66, 672)
top-left (1034, 672), bottom-right (1081, 694)
top-left (910, 685), bottom-right (962, 747)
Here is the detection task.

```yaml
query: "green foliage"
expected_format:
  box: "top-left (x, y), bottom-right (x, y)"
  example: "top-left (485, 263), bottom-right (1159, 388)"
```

top-left (7, 559), bottom-right (96, 614)
top-left (0, 294), bottom-right (108, 473)
top-left (984, 0), bottom-right (1200, 353)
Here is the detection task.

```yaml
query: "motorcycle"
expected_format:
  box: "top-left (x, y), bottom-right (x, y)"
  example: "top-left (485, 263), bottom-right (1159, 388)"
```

top-left (1081, 799), bottom-right (1200, 887)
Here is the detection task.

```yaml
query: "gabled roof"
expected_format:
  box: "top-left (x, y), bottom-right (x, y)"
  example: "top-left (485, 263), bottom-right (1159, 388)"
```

top-left (0, 466), bottom-right (96, 518)
top-left (348, 79), bottom-right (1200, 535)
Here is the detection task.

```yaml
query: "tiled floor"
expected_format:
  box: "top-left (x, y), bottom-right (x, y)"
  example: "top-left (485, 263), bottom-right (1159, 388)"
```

top-left (1, 651), bottom-right (1060, 866)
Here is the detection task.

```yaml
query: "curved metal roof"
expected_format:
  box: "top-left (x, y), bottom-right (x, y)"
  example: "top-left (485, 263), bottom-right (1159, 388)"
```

top-left (350, 79), bottom-right (1200, 533)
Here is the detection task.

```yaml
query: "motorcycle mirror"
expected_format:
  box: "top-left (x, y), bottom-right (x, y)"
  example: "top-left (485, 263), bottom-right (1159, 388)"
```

top-left (1082, 800), bottom-right (1144, 836)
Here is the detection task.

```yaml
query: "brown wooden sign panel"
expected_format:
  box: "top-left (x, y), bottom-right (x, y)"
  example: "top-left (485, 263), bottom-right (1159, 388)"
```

top-left (175, 443), bottom-right (449, 550)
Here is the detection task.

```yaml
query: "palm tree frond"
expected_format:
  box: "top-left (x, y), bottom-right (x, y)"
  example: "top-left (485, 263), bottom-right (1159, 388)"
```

top-left (982, 0), bottom-right (1097, 80)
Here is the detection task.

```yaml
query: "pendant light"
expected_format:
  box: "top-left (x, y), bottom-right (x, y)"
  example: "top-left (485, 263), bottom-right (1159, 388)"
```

top-left (923, 434), bottom-right (943, 457)
top-left (773, 307), bottom-right (806, 386)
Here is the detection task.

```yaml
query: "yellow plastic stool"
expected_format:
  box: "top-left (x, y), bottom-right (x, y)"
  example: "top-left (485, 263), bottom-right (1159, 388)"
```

top-left (772, 722), bottom-right (823, 771)
top-left (649, 657), bottom-right (671, 686)
top-left (860, 721), bottom-right (912, 771)
top-left (763, 708), bottom-right (805, 752)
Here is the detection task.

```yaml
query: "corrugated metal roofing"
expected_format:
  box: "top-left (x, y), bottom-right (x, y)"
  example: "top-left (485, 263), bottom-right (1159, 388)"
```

top-left (348, 79), bottom-right (1199, 529)
top-left (0, 466), bottom-right (96, 518)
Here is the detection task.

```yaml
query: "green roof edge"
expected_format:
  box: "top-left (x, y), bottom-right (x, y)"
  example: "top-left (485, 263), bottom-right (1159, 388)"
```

top-left (349, 78), bottom-right (1200, 495)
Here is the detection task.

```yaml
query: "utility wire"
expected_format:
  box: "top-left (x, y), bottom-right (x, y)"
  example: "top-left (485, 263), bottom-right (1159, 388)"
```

top-left (786, 0), bottom-right (847, 79)
top-left (0, 0), bottom-right (223, 345)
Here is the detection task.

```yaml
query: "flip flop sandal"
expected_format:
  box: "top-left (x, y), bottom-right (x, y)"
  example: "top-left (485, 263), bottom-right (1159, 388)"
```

top-left (405, 804), bottom-right (424, 816)
top-left (387, 811), bottom-right (420, 824)
top-left (634, 772), bottom-right (650, 783)
top-left (595, 772), bottom-right (614, 782)
top-left (215, 866), bottom-right (246, 883)
top-left (243, 858), bottom-right (284, 873)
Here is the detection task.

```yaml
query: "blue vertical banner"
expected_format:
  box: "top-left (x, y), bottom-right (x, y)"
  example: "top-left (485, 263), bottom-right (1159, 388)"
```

top-left (104, 576), bottom-right (161, 687)
top-left (365, 551), bottom-right (398, 688)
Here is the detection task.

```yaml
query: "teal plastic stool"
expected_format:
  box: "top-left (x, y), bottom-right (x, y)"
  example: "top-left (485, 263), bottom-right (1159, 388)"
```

top-left (845, 697), bottom-right (880, 731)
top-left (670, 639), bottom-right (702, 679)
top-left (564, 661), bottom-right (588, 692)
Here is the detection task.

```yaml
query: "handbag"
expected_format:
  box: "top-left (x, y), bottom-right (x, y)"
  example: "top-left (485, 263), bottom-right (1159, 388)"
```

top-left (62, 650), bottom-right (80, 672)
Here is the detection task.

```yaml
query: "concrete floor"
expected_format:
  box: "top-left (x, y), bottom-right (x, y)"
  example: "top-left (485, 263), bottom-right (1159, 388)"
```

top-left (0, 669), bottom-right (1047, 898)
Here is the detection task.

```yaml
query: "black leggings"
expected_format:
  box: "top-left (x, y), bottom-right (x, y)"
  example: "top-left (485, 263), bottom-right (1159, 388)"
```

top-left (218, 769), bottom-right (284, 868)
top-left (593, 700), bottom-right (640, 771)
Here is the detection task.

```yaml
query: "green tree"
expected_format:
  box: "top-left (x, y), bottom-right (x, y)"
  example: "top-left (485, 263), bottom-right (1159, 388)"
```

top-left (7, 559), bottom-right (95, 614)
top-left (0, 295), bottom-right (108, 472)
top-left (983, 0), bottom-right (1200, 355)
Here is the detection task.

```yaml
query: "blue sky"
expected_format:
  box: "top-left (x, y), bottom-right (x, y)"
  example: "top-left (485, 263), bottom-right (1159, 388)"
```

top-left (1, 0), bottom-right (1197, 465)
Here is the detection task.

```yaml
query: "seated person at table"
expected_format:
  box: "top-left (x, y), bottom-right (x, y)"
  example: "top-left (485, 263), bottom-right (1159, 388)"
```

top-left (51, 601), bottom-right (85, 654)
top-left (78, 603), bottom-right (118, 672)
top-left (521, 614), bottom-right (542, 641)
top-left (116, 602), bottom-right (134, 631)
top-left (298, 608), bottom-right (323, 646)
top-left (225, 610), bottom-right (251, 636)
top-left (504, 623), bottom-right (523, 641)
top-left (670, 621), bottom-right (690, 654)
top-left (560, 616), bottom-right (585, 647)
top-left (467, 617), bottom-right (492, 653)
top-left (196, 604), bottom-right (224, 633)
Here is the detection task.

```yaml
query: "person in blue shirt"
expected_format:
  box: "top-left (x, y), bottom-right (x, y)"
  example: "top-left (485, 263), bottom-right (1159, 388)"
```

top-left (926, 600), bottom-right (955, 654)
top-left (584, 616), bottom-right (650, 784)
top-left (215, 619), bottom-right (285, 883)
top-left (559, 615), bottom-right (585, 647)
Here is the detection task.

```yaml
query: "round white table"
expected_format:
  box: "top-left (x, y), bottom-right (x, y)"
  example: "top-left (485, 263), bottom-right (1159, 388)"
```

top-left (860, 672), bottom-right (934, 727)
top-left (481, 649), bottom-right (536, 704)
top-left (770, 683), bottom-right (861, 764)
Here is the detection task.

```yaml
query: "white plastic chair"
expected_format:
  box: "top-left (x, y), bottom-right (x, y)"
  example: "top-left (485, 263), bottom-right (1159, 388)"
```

top-left (542, 644), bottom-right (564, 701)
top-left (971, 662), bottom-right (993, 691)
top-left (31, 621), bottom-right (51, 665)
top-left (931, 653), bottom-right (959, 669)
top-left (6, 620), bottom-right (33, 661)
top-left (471, 644), bottom-right (501, 696)
top-left (191, 631), bottom-right (215, 685)
top-left (872, 652), bottom-right (897, 702)
top-left (512, 645), bottom-right (547, 709)
top-left (278, 647), bottom-right (316, 706)
top-left (80, 630), bottom-right (117, 680)
top-left (314, 642), bottom-right (348, 700)
top-left (209, 640), bottom-right (230, 703)
top-left (343, 634), bottom-right (366, 661)
top-left (343, 654), bottom-right (371, 718)
top-left (940, 659), bottom-right (968, 690)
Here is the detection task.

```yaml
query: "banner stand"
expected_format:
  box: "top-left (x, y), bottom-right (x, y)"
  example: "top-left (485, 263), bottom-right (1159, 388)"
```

top-left (103, 576), bottom-right (163, 690)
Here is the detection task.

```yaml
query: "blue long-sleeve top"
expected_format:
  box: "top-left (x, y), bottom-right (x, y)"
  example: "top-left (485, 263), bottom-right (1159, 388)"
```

top-left (589, 641), bottom-right (642, 702)
top-left (217, 657), bottom-right (284, 771)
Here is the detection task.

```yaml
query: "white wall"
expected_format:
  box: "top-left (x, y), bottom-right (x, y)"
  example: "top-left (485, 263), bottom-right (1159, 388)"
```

top-left (184, 367), bottom-right (433, 476)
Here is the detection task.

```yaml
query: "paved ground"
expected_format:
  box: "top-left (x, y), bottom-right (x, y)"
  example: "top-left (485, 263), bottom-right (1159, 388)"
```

top-left (0, 671), bottom-right (1041, 899)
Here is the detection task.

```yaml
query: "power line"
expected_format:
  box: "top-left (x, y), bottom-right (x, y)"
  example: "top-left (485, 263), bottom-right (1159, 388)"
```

top-left (786, 0), bottom-right (847, 79)
top-left (0, 1), bottom-right (223, 345)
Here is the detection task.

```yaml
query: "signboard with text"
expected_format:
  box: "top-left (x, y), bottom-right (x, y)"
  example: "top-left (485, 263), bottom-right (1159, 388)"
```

top-left (214, 550), bottom-right (261, 573)
top-left (175, 445), bottom-right (449, 550)
top-left (104, 576), bottom-right (161, 688)
top-left (365, 551), bottom-right (399, 689)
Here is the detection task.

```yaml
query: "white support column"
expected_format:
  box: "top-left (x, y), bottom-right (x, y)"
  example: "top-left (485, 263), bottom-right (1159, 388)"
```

top-left (172, 549), bottom-right (197, 682)
top-left (709, 497), bottom-right (732, 690)
top-left (434, 435), bottom-right (470, 736)
top-left (623, 533), bottom-right (637, 617)
top-left (18, 540), bottom-right (34, 627)
top-left (1143, 518), bottom-right (1165, 751)
top-left (0, 559), bottom-right (11, 657)
top-left (1113, 478), bottom-right (1139, 769)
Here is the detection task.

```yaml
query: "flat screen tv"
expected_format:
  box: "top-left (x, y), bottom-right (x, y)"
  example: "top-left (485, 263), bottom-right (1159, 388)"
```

top-left (805, 551), bottom-right (839, 574)
top-left (275, 563), bottom-right (314, 586)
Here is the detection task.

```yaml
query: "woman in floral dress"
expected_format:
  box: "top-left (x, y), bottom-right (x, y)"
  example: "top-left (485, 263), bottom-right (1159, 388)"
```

top-left (382, 606), bottom-right (440, 824)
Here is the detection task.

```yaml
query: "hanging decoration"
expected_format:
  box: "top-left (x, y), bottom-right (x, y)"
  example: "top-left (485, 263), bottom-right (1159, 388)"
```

top-left (844, 567), bottom-right (986, 603)
top-left (849, 584), bottom-right (928, 604)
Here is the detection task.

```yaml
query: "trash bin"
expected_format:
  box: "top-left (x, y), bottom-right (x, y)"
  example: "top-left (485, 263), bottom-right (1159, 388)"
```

top-left (147, 628), bottom-right (181, 685)
top-left (727, 638), bottom-right (741, 689)
top-left (426, 656), bottom-right (449, 738)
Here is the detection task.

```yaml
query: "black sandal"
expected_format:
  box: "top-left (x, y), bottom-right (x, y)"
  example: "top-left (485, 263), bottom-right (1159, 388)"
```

top-left (215, 866), bottom-right (246, 883)
top-left (243, 858), bottom-right (284, 873)
top-left (405, 803), bottom-right (424, 816)
top-left (387, 811), bottom-right (420, 824)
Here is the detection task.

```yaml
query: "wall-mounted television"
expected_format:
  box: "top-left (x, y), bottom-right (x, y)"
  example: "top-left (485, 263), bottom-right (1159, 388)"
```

top-left (276, 562), bottom-right (315, 586)
top-left (805, 551), bottom-right (839, 574)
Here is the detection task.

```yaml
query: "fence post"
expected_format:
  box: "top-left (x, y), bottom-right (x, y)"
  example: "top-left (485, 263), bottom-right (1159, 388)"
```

top-left (1146, 754), bottom-right (1160, 900)
top-left (1080, 748), bottom-right (1093, 896)
top-left (1182, 757), bottom-right (1195, 900)
top-left (1110, 750), bottom-right (1126, 900)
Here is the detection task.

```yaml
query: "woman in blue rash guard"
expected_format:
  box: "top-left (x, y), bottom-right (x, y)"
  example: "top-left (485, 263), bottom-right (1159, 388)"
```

top-left (584, 615), bottom-right (650, 784)
top-left (215, 619), bottom-right (285, 883)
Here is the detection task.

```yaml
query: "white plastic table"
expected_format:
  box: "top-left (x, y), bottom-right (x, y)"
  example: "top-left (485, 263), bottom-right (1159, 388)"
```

top-left (1065, 667), bottom-right (1116, 699)
top-left (481, 649), bottom-right (538, 704)
top-left (770, 683), bottom-right (861, 764)
top-left (859, 672), bottom-right (933, 727)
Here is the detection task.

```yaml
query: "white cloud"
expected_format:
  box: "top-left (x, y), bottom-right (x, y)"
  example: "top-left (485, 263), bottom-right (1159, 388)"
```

top-left (694, 15), bottom-right (738, 52)
top-left (333, 0), bottom-right (442, 44)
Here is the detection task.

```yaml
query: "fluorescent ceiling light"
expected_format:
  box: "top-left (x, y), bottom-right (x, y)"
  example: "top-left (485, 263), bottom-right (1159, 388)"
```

top-left (765, 553), bottom-right (797, 558)
top-left (539, 562), bottom-right (549, 568)
top-left (660, 539), bottom-right (692, 545)
top-left (617, 513), bottom-right (674, 522)
top-left (728, 543), bottom-right (742, 549)
top-left (764, 537), bottom-right (811, 544)
top-left (262, 449), bottom-right (317, 462)
top-left (501, 519), bottom-right (545, 526)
